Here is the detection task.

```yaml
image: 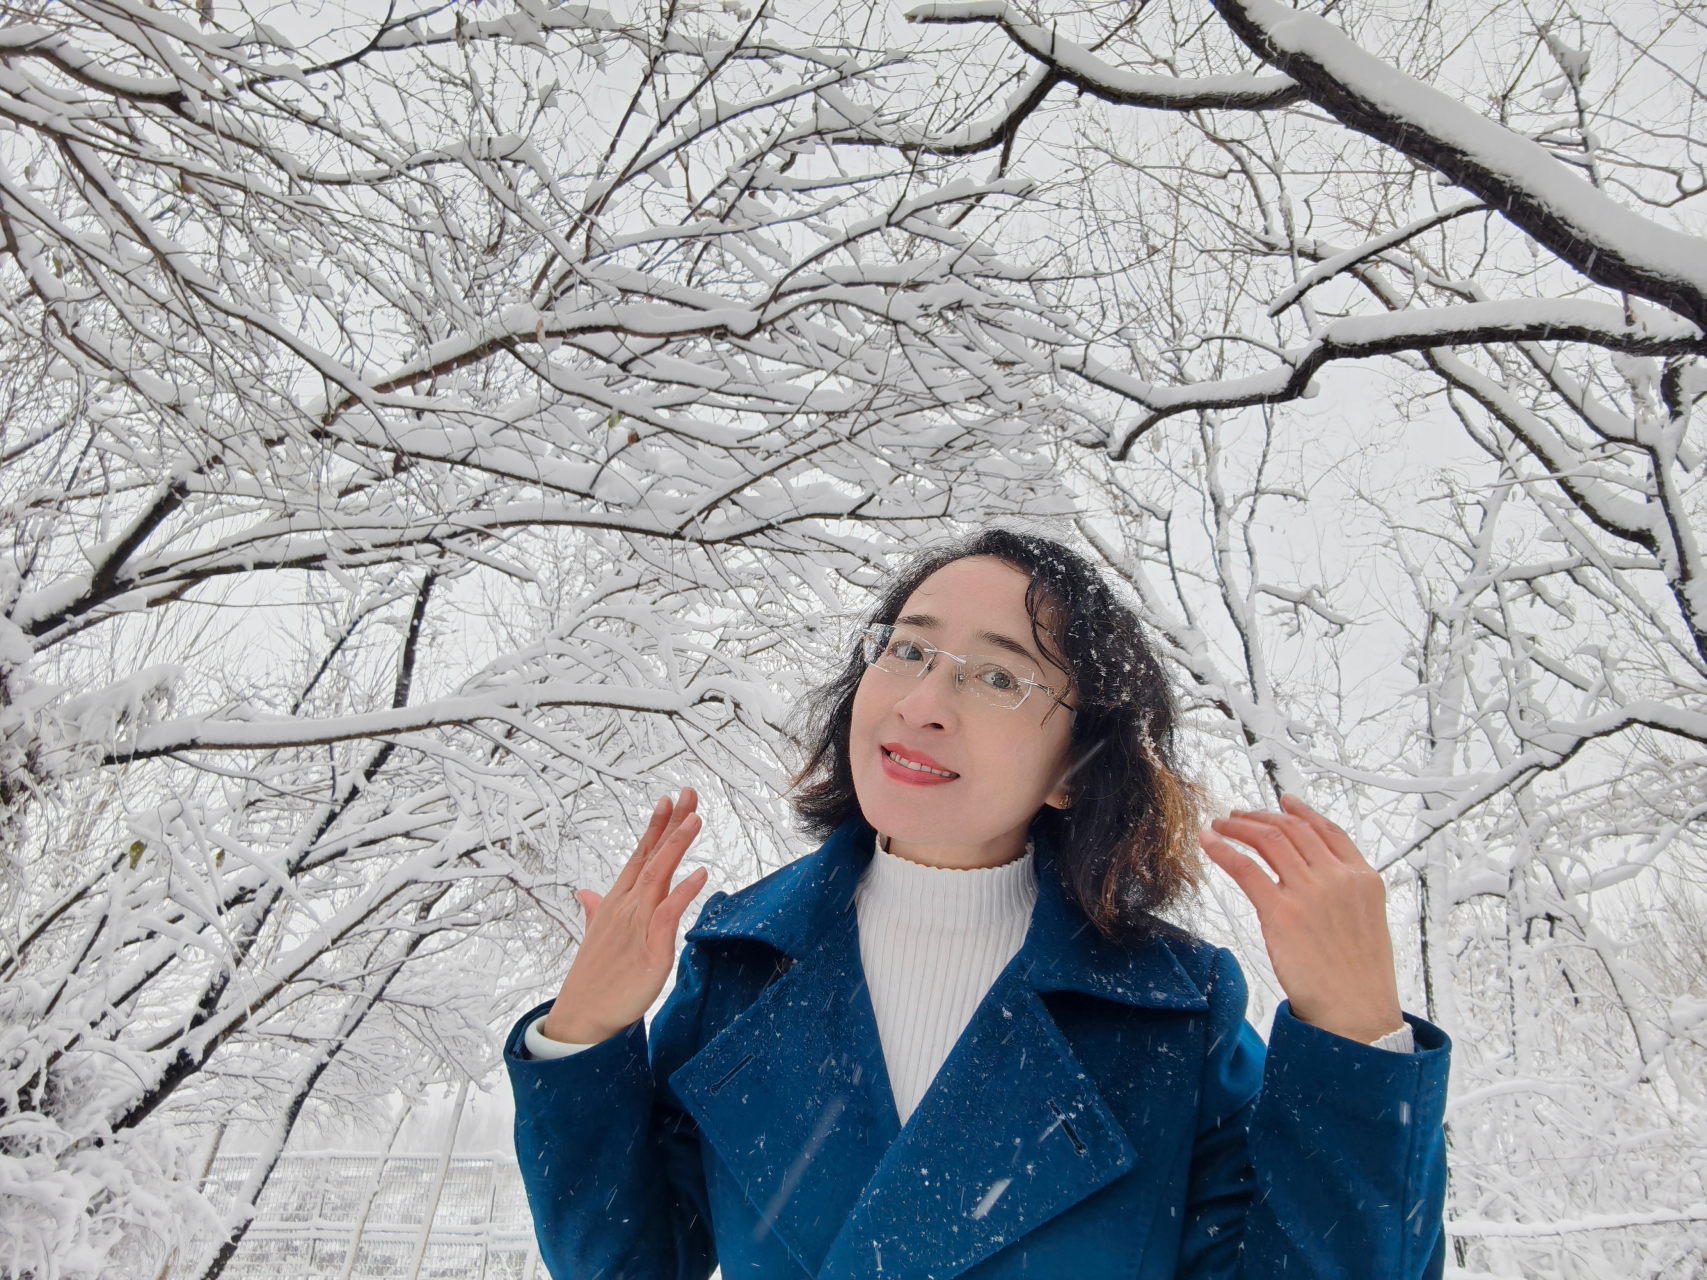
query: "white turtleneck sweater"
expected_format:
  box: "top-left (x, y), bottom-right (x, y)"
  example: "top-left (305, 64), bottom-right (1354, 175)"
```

top-left (524, 841), bottom-right (1412, 1121)
top-left (852, 842), bottom-right (1039, 1123)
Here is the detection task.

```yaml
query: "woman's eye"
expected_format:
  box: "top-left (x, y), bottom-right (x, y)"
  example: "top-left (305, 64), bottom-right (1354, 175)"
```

top-left (890, 641), bottom-right (926, 663)
top-left (977, 665), bottom-right (1017, 691)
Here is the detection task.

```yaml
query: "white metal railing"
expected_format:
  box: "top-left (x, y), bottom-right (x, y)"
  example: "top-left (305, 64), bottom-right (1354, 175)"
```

top-left (179, 1153), bottom-right (540, 1280)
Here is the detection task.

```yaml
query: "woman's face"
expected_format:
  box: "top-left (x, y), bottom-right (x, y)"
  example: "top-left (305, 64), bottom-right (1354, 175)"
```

top-left (848, 557), bottom-right (1075, 866)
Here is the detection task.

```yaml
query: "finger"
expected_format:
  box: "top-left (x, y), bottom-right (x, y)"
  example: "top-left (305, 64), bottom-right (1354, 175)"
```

top-left (1279, 794), bottom-right (1368, 867)
top-left (576, 889), bottom-right (604, 923)
top-left (1240, 808), bottom-right (1338, 869)
top-left (645, 788), bottom-right (700, 863)
top-left (612, 796), bottom-right (673, 895)
top-left (640, 791), bottom-right (681, 854)
top-left (637, 812), bottom-right (702, 899)
top-left (648, 866), bottom-right (708, 955)
top-left (1200, 832), bottom-right (1280, 916)
top-left (1210, 814), bottom-right (1315, 883)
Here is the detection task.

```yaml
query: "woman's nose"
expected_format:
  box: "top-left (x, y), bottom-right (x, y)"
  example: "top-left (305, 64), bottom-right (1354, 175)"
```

top-left (892, 658), bottom-right (958, 728)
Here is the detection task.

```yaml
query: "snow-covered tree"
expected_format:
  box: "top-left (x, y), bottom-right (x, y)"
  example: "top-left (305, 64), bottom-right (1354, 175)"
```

top-left (4, 0), bottom-right (1706, 1275)
top-left (0, 2), bottom-right (1072, 1274)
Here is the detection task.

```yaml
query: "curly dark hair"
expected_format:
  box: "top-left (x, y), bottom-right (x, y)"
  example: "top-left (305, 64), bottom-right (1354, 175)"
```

top-left (790, 528), bottom-right (1205, 943)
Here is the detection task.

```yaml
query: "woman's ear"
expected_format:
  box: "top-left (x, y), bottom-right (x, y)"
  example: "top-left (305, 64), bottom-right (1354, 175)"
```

top-left (1047, 761), bottom-right (1077, 811)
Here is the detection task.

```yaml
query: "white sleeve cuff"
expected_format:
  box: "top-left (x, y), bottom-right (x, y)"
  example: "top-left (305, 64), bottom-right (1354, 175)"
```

top-left (1367, 1024), bottom-right (1415, 1054)
top-left (523, 1015), bottom-right (597, 1060)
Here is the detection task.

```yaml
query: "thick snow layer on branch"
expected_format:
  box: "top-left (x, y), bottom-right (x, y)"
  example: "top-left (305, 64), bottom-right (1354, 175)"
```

top-left (1324, 298), bottom-right (1702, 351)
top-left (101, 676), bottom-right (788, 761)
top-left (364, 2), bottom-right (619, 53)
top-left (1214, 0), bottom-right (1707, 324)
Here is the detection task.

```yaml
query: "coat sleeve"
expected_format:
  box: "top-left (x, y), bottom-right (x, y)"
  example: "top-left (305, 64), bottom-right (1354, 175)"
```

top-left (505, 932), bottom-right (721, 1280)
top-left (1176, 947), bottom-right (1452, 1280)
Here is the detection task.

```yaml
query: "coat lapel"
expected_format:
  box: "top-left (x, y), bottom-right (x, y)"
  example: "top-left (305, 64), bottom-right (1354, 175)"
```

top-left (671, 830), bottom-right (901, 1275)
top-left (818, 961), bottom-right (1137, 1280)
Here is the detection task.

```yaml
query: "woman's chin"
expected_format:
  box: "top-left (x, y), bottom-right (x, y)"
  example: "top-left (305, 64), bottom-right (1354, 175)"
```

top-left (853, 758), bottom-right (1036, 844)
top-left (855, 792), bottom-right (1002, 851)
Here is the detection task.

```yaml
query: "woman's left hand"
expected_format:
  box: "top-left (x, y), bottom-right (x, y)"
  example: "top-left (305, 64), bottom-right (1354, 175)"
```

top-left (1200, 794), bottom-right (1404, 1045)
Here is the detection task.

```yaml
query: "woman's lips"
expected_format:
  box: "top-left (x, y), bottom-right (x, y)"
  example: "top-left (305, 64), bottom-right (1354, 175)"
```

top-left (880, 744), bottom-right (959, 785)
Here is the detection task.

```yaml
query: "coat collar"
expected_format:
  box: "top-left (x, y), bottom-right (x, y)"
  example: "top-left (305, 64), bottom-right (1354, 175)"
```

top-left (688, 817), bottom-right (1209, 1015)
top-left (674, 818), bottom-right (1209, 1280)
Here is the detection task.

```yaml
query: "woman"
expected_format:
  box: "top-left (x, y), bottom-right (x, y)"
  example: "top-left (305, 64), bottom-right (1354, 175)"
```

top-left (506, 530), bottom-right (1450, 1280)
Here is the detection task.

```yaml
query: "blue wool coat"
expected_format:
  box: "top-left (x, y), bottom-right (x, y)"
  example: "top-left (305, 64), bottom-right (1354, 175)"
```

top-left (507, 820), bottom-right (1451, 1280)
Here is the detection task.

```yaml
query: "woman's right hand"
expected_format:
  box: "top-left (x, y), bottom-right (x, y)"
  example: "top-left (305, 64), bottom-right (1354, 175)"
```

top-left (539, 789), bottom-right (709, 1045)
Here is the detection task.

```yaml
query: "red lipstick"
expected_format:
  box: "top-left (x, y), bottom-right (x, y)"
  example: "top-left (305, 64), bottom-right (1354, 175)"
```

top-left (879, 743), bottom-right (959, 785)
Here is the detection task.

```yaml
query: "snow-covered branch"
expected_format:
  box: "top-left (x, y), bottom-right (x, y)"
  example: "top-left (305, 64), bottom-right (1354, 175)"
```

top-left (1076, 299), bottom-right (1703, 457)
top-left (906, 3), bottom-right (1303, 112)
top-left (1209, 0), bottom-right (1707, 327)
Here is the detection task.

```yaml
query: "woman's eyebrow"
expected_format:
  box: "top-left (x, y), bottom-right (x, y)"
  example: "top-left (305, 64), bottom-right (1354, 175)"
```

top-left (897, 614), bottom-right (1044, 666)
top-left (977, 629), bottom-right (1042, 664)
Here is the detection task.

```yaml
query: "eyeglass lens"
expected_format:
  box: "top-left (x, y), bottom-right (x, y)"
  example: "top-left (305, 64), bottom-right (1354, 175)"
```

top-left (860, 626), bottom-right (1040, 710)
